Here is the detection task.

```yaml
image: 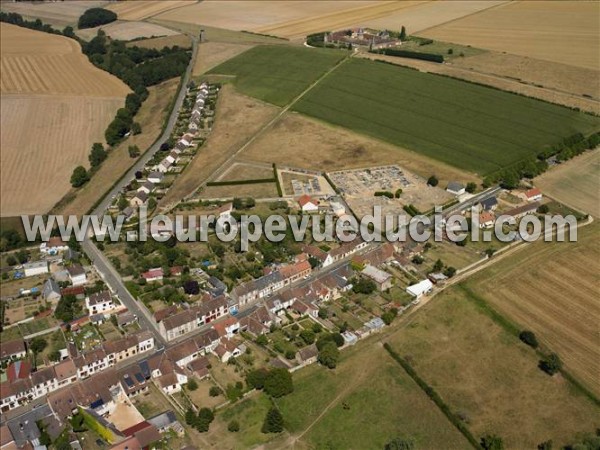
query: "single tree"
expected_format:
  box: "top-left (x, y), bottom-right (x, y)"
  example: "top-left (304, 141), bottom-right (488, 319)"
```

top-left (465, 182), bottom-right (477, 194)
top-left (427, 175), bottom-right (439, 187)
top-left (261, 407), bottom-right (284, 433)
top-left (70, 166), bottom-right (89, 187)
top-left (318, 342), bottom-right (340, 369)
top-left (519, 330), bottom-right (538, 348)
top-left (480, 434), bottom-right (504, 450)
top-left (209, 386), bottom-right (223, 397)
top-left (264, 368), bottom-right (293, 398)
top-left (539, 353), bottom-right (562, 375)
top-left (89, 142), bottom-right (107, 168)
top-left (131, 122), bottom-right (141, 135)
top-left (228, 420), bottom-right (240, 432)
top-left (187, 378), bottom-right (198, 391)
top-left (128, 145), bottom-right (140, 158)
top-left (399, 25), bottom-right (407, 40)
top-left (29, 337), bottom-right (47, 354)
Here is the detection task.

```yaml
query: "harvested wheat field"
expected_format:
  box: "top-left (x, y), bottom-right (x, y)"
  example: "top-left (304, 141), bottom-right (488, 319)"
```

top-left (536, 150), bottom-right (600, 218)
top-left (193, 42), bottom-right (253, 76)
top-left (76, 20), bottom-right (179, 42)
top-left (464, 222), bottom-right (600, 397)
top-left (0, 1), bottom-right (107, 27)
top-left (0, 24), bottom-right (129, 216)
top-left (240, 112), bottom-right (478, 188)
top-left (159, 86), bottom-right (280, 209)
top-left (421, 1), bottom-right (600, 70)
top-left (1, 95), bottom-right (123, 216)
top-left (106, 1), bottom-right (195, 21)
top-left (126, 34), bottom-right (191, 50)
top-left (1, 23), bottom-right (130, 96)
top-left (55, 78), bottom-right (180, 217)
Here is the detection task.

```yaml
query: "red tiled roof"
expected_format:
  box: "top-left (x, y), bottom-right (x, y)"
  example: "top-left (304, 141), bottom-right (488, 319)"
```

top-left (122, 421), bottom-right (151, 437)
top-left (525, 188), bottom-right (542, 198)
top-left (298, 195), bottom-right (317, 208)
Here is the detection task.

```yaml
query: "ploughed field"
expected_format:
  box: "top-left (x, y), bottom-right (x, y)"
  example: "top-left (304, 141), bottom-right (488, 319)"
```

top-left (210, 46), bottom-right (600, 175)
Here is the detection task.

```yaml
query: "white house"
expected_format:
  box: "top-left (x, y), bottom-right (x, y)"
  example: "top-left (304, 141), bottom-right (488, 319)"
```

top-left (85, 290), bottom-right (114, 315)
top-left (446, 182), bottom-right (465, 196)
top-left (39, 237), bottom-right (69, 254)
top-left (406, 279), bottom-right (433, 299)
top-left (525, 188), bottom-right (543, 202)
top-left (157, 158), bottom-right (173, 173)
top-left (147, 172), bottom-right (164, 184)
top-left (23, 261), bottom-right (48, 277)
top-left (298, 195), bottom-right (319, 213)
top-left (137, 181), bottom-right (154, 195)
top-left (67, 264), bottom-right (87, 286)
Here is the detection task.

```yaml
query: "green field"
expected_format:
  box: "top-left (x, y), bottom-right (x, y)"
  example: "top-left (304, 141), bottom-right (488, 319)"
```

top-left (293, 58), bottom-right (600, 174)
top-left (207, 45), bottom-right (347, 106)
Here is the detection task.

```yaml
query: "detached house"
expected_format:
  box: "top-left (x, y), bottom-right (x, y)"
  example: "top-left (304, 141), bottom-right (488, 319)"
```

top-left (85, 290), bottom-right (114, 315)
top-left (130, 191), bottom-right (148, 207)
top-left (525, 188), bottom-right (543, 202)
top-left (298, 194), bottom-right (319, 212)
top-left (67, 264), bottom-right (87, 286)
top-left (40, 237), bottom-right (69, 254)
top-left (42, 278), bottom-right (61, 303)
top-left (446, 181), bottom-right (466, 196)
top-left (147, 172), bottom-right (164, 184)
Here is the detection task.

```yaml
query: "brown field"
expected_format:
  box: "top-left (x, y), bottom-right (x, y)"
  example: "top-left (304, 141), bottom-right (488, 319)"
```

top-left (386, 285), bottom-right (600, 448)
top-left (76, 20), bottom-right (179, 42)
top-left (536, 150), bottom-right (600, 218)
top-left (159, 85), bottom-right (280, 209)
top-left (0, 1), bottom-right (107, 27)
top-left (217, 163), bottom-right (274, 182)
top-left (126, 34), bottom-right (191, 50)
top-left (55, 78), bottom-right (180, 216)
top-left (358, 52), bottom-right (599, 114)
top-left (0, 23), bottom-right (129, 216)
top-left (154, 1), bottom-right (506, 41)
top-left (421, 1), bottom-right (600, 70)
top-left (1, 23), bottom-right (130, 97)
top-left (1, 94), bottom-right (123, 216)
top-left (105, 1), bottom-right (196, 21)
top-left (240, 111), bottom-right (478, 189)
top-left (193, 42), bottom-right (253, 76)
top-left (464, 222), bottom-right (600, 396)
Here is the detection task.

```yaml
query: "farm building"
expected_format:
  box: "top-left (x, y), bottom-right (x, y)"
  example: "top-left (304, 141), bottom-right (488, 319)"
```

top-left (67, 264), bottom-right (87, 286)
top-left (506, 202), bottom-right (540, 219)
top-left (23, 261), bottom-right (48, 277)
top-left (446, 182), bottom-right (465, 196)
top-left (406, 279), bottom-right (433, 299)
top-left (361, 265), bottom-right (392, 291)
top-left (525, 188), bottom-right (543, 202)
top-left (298, 195), bottom-right (319, 212)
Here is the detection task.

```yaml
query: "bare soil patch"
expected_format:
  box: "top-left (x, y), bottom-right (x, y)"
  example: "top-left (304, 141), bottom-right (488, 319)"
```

top-left (240, 112), bottom-right (478, 190)
top-left (159, 85), bottom-right (280, 208)
top-left (535, 150), bottom-right (600, 218)
top-left (421, 0), bottom-right (600, 70)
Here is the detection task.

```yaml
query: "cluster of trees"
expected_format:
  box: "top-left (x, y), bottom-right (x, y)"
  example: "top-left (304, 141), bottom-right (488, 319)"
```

top-left (54, 294), bottom-right (83, 323)
top-left (306, 31), bottom-right (329, 47)
top-left (539, 353), bottom-right (562, 376)
top-left (70, 166), bottom-right (90, 188)
top-left (77, 8), bottom-right (117, 29)
top-left (374, 191), bottom-right (394, 199)
top-left (316, 333), bottom-right (344, 369)
top-left (352, 277), bottom-right (376, 294)
top-left (371, 47), bottom-right (444, 63)
top-left (381, 307), bottom-right (399, 325)
top-left (402, 204), bottom-right (421, 217)
top-left (0, 229), bottom-right (28, 252)
top-left (0, 12), bottom-right (64, 36)
top-left (262, 407), bottom-right (284, 433)
top-left (246, 367), bottom-right (294, 398)
top-left (430, 258), bottom-right (456, 278)
top-left (484, 132), bottom-right (600, 189)
top-left (185, 407), bottom-right (214, 432)
top-left (5, 249), bottom-right (30, 266)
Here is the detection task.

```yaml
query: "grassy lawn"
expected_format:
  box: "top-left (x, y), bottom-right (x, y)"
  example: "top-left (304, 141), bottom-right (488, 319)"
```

top-left (421, 241), bottom-right (482, 270)
top-left (186, 378), bottom-right (225, 409)
top-left (208, 45), bottom-right (347, 106)
top-left (133, 384), bottom-right (175, 419)
top-left (19, 316), bottom-right (58, 337)
top-left (0, 325), bottom-right (23, 341)
top-left (292, 58), bottom-right (600, 175)
top-left (384, 286), bottom-right (600, 448)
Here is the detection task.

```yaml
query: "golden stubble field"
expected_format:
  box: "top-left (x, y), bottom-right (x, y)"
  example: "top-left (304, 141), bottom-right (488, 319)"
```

top-left (421, 0), bottom-right (600, 70)
top-left (0, 23), bottom-right (129, 216)
top-left (0, 0), bottom-right (107, 27)
top-left (154, 0), bottom-right (506, 41)
top-left (465, 222), bottom-right (600, 397)
top-left (536, 150), bottom-right (600, 218)
top-left (76, 20), bottom-right (180, 42)
top-left (105, 0), bottom-right (196, 21)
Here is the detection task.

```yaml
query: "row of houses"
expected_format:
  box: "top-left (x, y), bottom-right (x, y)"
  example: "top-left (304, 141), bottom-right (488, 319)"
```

top-left (0, 331), bottom-right (154, 413)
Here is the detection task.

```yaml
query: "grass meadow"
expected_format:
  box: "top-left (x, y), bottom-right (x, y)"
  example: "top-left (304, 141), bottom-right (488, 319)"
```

top-left (207, 45), bottom-right (347, 106)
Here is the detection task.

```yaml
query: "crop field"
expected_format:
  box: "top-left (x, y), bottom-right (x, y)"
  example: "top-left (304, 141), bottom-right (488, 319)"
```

top-left (1, 24), bottom-right (129, 97)
top-left (0, 24), bottom-right (128, 216)
top-left (105, 1), bottom-right (195, 21)
top-left (463, 222), bottom-right (600, 396)
top-left (292, 58), bottom-right (600, 175)
top-left (208, 45), bottom-right (345, 106)
top-left (536, 150), bottom-right (600, 218)
top-left (126, 34), bottom-right (191, 50)
top-left (0, 1), bottom-right (107, 28)
top-left (385, 286), bottom-right (600, 448)
top-left (193, 42), bottom-right (253, 76)
top-left (421, 1), bottom-right (600, 71)
top-left (56, 77), bottom-right (180, 216)
top-left (76, 20), bottom-right (179, 42)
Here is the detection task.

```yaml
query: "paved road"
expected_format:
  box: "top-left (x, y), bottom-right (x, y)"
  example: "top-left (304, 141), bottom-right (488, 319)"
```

top-left (91, 37), bottom-right (199, 217)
